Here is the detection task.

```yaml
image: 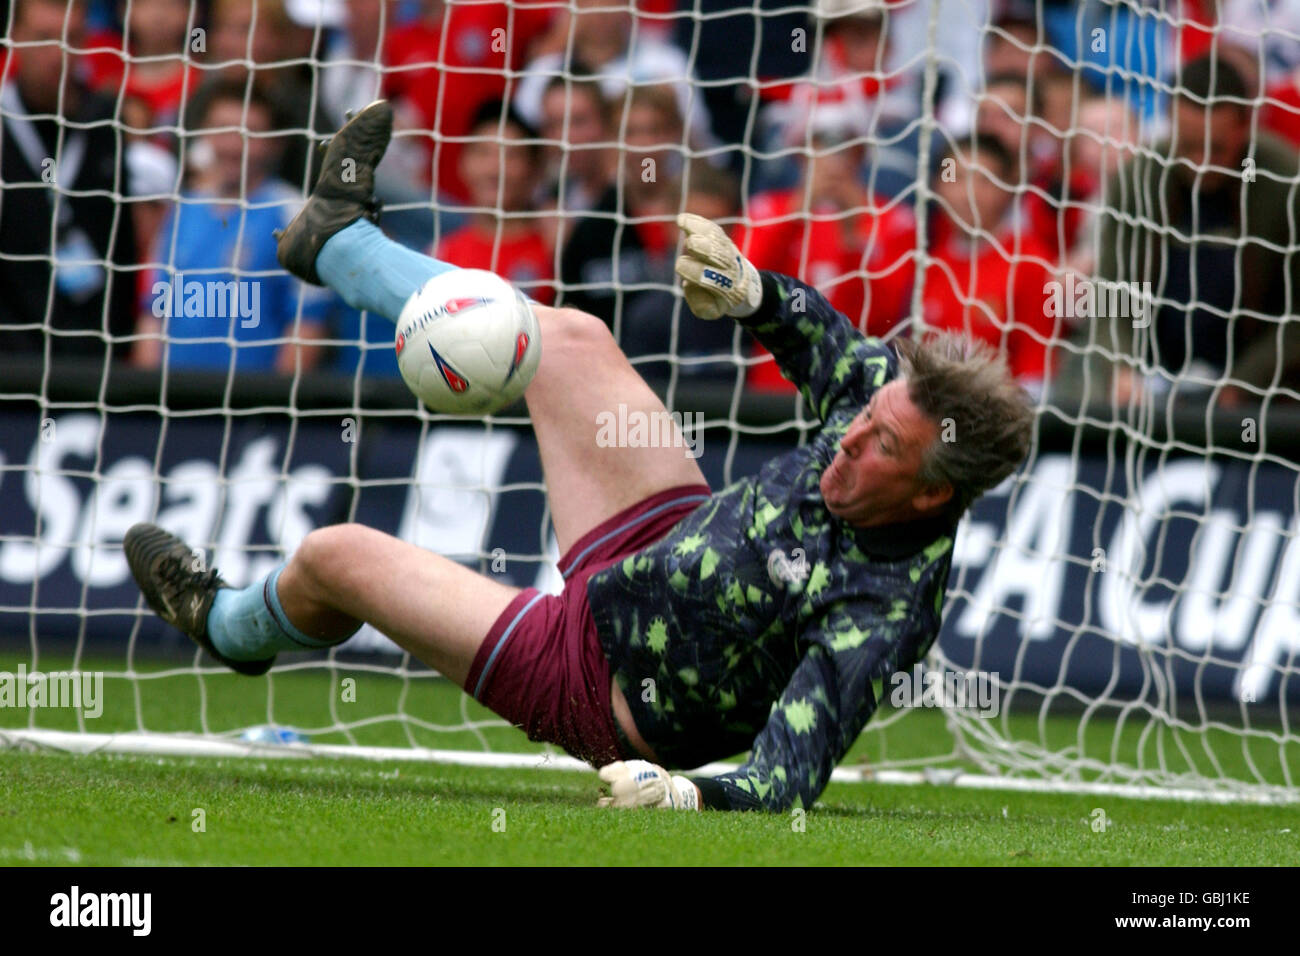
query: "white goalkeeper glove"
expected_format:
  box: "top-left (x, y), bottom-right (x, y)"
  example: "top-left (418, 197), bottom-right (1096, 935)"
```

top-left (597, 760), bottom-right (701, 811)
top-left (674, 212), bottom-right (763, 320)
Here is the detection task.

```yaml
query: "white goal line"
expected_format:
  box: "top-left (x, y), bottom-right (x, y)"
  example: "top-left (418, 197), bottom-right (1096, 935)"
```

top-left (3, 728), bottom-right (1296, 806)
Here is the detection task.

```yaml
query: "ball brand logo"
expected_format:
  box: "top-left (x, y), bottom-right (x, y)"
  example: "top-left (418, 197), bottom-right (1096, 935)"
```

top-left (444, 296), bottom-right (490, 315)
top-left (395, 331), bottom-right (406, 356)
top-left (427, 342), bottom-right (469, 393)
top-left (400, 296), bottom-right (493, 339)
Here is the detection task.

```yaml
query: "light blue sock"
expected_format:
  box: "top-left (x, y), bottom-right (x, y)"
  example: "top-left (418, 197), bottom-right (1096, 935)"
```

top-left (315, 219), bottom-right (458, 322)
top-left (207, 566), bottom-right (351, 661)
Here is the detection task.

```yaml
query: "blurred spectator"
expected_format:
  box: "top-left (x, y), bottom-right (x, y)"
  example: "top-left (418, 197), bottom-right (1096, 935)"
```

top-left (972, 72), bottom-right (1033, 183)
top-left (83, 0), bottom-right (121, 32)
top-left (1035, 67), bottom-right (1078, 142)
top-left (315, 0), bottom-right (440, 248)
top-left (83, 0), bottom-right (200, 141)
top-left (1017, 70), bottom-right (1094, 262)
top-left (885, 0), bottom-right (988, 130)
top-left (384, 0), bottom-right (555, 204)
top-left (983, 8), bottom-right (1054, 75)
top-left (1181, 0), bottom-right (1300, 93)
top-left (740, 116), bottom-right (915, 392)
top-left (760, 0), bottom-right (914, 153)
top-left (561, 86), bottom-right (734, 378)
top-left (683, 161), bottom-right (742, 224)
top-left (616, 159), bottom-right (744, 380)
top-left (125, 135), bottom-right (180, 278)
top-left (512, 0), bottom-right (716, 155)
top-left (560, 84), bottom-right (686, 330)
top-left (0, 0), bottom-right (138, 362)
top-left (937, 8), bottom-right (1059, 137)
top-left (1059, 92), bottom-right (1139, 277)
top-left (1045, 0), bottom-right (1172, 126)
top-left (317, 0), bottom-right (384, 125)
top-left (434, 102), bottom-right (554, 305)
top-left (673, 0), bottom-right (809, 171)
top-left (975, 70), bottom-right (1095, 265)
top-left (278, 0), bottom-right (336, 63)
top-left (1091, 54), bottom-right (1300, 406)
top-left (201, 0), bottom-right (325, 192)
top-left (79, 0), bottom-right (191, 264)
top-left (536, 74), bottom-right (617, 249)
top-left (133, 81), bottom-right (329, 373)
top-left (922, 134), bottom-right (1057, 394)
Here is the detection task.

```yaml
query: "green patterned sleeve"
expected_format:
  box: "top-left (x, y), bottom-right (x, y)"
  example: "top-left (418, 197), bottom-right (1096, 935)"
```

top-left (739, 272), bottom-right (893, 421)
top-left (689, 601), bottom-right (917, 812)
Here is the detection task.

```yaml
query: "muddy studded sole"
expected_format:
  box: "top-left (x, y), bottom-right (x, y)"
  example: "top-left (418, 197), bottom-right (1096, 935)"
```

top-left (123, 523), bottom-right (275, 677)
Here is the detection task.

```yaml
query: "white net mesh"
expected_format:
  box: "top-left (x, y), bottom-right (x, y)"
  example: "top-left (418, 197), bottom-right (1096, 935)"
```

top-left (0, 0), bottom-right (1297, 799)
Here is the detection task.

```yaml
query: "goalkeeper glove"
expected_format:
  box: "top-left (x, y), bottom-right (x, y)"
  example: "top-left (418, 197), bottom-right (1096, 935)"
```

top-left (597, 760), bottom-right (701, 811)
top-left (674, 213), bottom-right (763, 320)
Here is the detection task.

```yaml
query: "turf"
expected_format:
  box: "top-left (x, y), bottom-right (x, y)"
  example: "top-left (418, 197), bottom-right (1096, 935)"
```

top-left (1, 749), bottom-right (1295, 866)
top-left (1, 651), bottom-right (1297, 865)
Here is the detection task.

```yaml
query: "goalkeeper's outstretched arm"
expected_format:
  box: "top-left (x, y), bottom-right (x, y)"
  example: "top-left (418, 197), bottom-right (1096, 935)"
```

top-left (675, 213), bottom-right (890, 421)
top-left (598, 598), bottom-right (924, 812)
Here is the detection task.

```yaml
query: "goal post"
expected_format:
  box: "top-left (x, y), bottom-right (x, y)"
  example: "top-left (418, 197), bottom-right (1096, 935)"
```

top-left (0, 0), bottom-right (1297, 803)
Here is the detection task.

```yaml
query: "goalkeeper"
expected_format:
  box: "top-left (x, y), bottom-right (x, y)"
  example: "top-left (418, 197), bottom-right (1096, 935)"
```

top-left (125, 102), bottom-right (1034, 812)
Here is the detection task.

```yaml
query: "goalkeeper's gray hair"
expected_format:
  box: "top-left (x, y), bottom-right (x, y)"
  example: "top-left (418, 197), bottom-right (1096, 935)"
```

top-left (894, 333), bottom-right (1035, 515)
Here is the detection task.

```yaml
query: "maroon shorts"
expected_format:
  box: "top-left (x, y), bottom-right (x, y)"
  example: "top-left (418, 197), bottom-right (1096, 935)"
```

top-left (464, 484), bottom-right (711, 766)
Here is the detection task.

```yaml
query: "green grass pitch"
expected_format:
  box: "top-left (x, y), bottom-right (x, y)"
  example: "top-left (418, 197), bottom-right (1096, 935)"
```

top-left (1, 652), bottom-right (1297, 865)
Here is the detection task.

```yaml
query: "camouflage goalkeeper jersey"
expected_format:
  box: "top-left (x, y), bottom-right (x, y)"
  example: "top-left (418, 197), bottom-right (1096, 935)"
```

top-left (585, 271), bottom-right (958, 812)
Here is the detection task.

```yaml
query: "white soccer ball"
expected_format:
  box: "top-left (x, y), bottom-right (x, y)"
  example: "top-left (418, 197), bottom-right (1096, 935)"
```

top-left (394, 269), bottom-right (542, 415)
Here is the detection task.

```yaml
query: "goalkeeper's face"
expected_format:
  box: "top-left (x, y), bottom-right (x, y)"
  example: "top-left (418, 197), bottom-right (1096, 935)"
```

top-left (820, 381), bottom-right (948, 527)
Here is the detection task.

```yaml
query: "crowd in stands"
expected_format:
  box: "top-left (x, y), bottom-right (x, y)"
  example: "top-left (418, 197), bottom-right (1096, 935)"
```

top-left (2, 0), bottom-right (1298, 407)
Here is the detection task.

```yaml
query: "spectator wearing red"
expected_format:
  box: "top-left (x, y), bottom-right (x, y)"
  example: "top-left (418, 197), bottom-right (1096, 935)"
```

top-left (511, 0), bottom-right (716, 157)
top-left (922, 135), bottom-right (1057, 395)
top-left (84, 0), bottom-right (201, 139)
top-left (435, 102), bottom-right (555, 305)
top-left (973, 70), bottom-right (1091, 266)
top-left (761, 0), bottom-right (915, 152)
top-left (385, 0), bottom-right (555, 203)
top-left (740, 118), bottom-right (916, 392)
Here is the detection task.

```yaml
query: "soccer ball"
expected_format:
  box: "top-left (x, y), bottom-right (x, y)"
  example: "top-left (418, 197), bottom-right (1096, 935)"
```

top-left (394, 269), bottom-right (542, 415)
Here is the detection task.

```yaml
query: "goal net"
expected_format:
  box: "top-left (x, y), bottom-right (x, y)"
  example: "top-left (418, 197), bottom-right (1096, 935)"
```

top-left (1, 0), bottom-right (1297, 802)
